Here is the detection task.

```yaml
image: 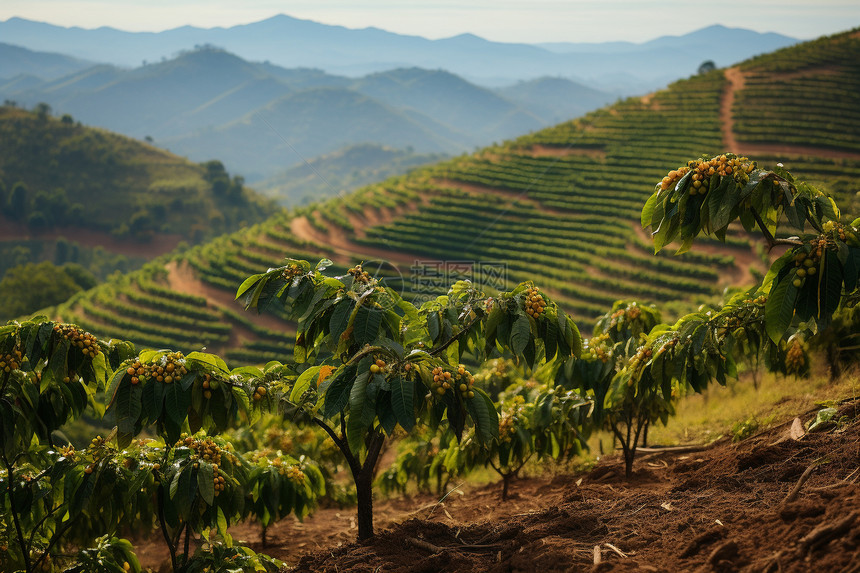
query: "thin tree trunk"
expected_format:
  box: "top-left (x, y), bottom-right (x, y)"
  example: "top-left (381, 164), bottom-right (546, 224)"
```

top-left (355, 471), bottom-right (375, 540)
top-left (354, 431), bottom-right (385, 541)
top-left (502, 474), bottom-right (511, 501)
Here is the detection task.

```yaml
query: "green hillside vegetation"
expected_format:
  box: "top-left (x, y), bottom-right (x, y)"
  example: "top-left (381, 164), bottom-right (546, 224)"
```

top-left (0, 105), bottom-right (277, 280)
top-left (45, 29), bottom-right (860, 365)
top-left (255, 143), bottom-right (448, 205)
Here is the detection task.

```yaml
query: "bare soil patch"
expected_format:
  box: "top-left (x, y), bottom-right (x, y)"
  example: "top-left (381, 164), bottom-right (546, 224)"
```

top-left (272, 400), bottom-right (860, 572)
top-left (527, 145), bottom-right (607, 161)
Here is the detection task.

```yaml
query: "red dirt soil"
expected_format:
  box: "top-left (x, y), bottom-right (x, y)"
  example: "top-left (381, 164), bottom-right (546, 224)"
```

top-left (136, 400), bottom-right (860, 572)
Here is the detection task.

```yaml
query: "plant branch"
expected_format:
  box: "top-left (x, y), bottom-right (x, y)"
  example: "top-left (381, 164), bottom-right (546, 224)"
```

top-left (26, 503), bottom-right (64, 558)
top-left (30, 515), bottom-right (78, 573)
top-left (1, 450), bottom-right (31, 573)
top-left (429, 314), bottom-right (483, 357)
top-left (750, 208), bottom-right (802, 250)
top-left (312, 416), bottom-right (359, 475)
top-left (157, 485), bottom-right (178, 573)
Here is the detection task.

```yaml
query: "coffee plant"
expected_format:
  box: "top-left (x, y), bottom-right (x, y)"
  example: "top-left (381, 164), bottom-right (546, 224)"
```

top-left (237, 265), bottom-right (582, 538)
top-left (2, 150), bottom-right (858, 570)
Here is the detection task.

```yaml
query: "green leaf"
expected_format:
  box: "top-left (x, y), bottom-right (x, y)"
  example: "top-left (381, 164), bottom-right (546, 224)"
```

top-left (347, 371), bottom-right (370, 453)
top-left (291, 366), bottom-right (321, 403)
top-left (390, 377), bottom-right (414, 431)
top-left (198, 463), bottom-right (215, 506)
top-left (765, 270), bottom-right (799, 342)
top-left (353, 305), bottom-right (383, 345)
top-left (166, 381), bottom-right (191, 426)
top-left (709, 177), bottom-right (737, 232)
top-left (509, 314), bottom-right (531, 356)
top-left (329, 298), bottom-right (356, 344)
top-left (641, 190), bottom-right (661, 229)
top-left (236, 274), bottom-right (263, 300)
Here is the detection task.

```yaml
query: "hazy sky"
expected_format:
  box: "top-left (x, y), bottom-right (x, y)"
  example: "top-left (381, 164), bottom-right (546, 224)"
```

top-left (1, 0), bottom-right (858, 43)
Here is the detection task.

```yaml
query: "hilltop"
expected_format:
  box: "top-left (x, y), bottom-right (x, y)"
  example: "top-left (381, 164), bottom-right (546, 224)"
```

top-left (46, 28), bottom-right (860, 365)
top-left (0, 105), bottom-right (276, 281)
top-left (0, 48), bottom-right (609, 186)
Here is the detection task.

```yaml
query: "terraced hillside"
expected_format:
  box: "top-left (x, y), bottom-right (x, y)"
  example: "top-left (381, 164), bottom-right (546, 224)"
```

top-left (49, 28), bottom-right (860, 364)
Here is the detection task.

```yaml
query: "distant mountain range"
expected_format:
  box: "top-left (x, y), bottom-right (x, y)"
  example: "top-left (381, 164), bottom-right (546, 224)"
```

top-left (0, 47), bottom-right (613, 185)
top-left (0, 16), bottom-right (801, 201)
top-left (0, 16), bottom-right (799, 89)
top-left (0, 42), bottom-right (94, 80)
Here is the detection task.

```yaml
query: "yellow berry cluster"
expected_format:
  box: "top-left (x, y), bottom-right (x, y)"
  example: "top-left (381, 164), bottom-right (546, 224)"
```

top-left (583, 343), bottom-right (609, 363)
top-left (348, 264), bottom-right (373, 284)
top-left (282, 464), bottom-right (306, 484)
top-left (126, 352), bottom-right (188, 386)
top-left (84, 436), bottom-right (108, 474)
top-left (525, 287), bottom-right (546, 318)
top-left (54, 324), bottom-right (100, 358)
top-left (431, 365), bottom-right (476, 399)
top-left (213, 473), bottom-right (227, 496)
top-left (823, 220), bottom-right (849, 242)
top-left (252, 384), bottom-right (268, 401)
top-left (0, 346), bottom-right (22, 373)
top-left (370, 358), bottom-right (386, 375)
top-left (180, 436), bottom-right (221, 461)
top-left (201, 373), bottom-right (219, 399)
top-left (791, 243), bottom-right (827, 288)
top-left (784, 339), bottom-right (807, 373)
top-left (659, 155), bottom-right (755, 193)
top-left (742, 295), bottom-right (768, 305)
top-left (627, 346), bottom-right (653, 377)
top-left (59, 445), bottom-right (76, 460)
top-left (281, 263), bottom-right (303, 282)
top-left (498, 415), bottom-right (517, 442)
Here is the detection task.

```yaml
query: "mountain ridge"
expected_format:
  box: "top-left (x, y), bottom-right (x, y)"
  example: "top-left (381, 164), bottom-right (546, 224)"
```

top-left (0, 16), bottom-right (799, 88)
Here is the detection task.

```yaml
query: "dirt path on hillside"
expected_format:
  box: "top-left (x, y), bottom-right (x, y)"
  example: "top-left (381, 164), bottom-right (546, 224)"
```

top-left (526, 145), bottom-right (607, 160)
top-left (721, 67), bottom-right (860, 160)
top-left (0, 219), bottom-right (182, 258)
top-left (344, 202), bottom-right (422, 239)
top-left (289, 216), bottom-right (420, 268)
top-left (163, 260), bottom-right (290, 351)
top-left (631, 223), bottom-right (763, 288)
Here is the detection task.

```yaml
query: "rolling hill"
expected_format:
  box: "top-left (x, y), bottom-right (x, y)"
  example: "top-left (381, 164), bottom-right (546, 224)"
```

top-left (0, 105), bottom-right (276, 281)
top-left (44, 28), bottom-right (860, 366)
top-left (0, 48), bottom-right (610, 187)
top-left (0, 42), bottom-right (93, 80)
top-left (254, 143), bottom-right (448, 205)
